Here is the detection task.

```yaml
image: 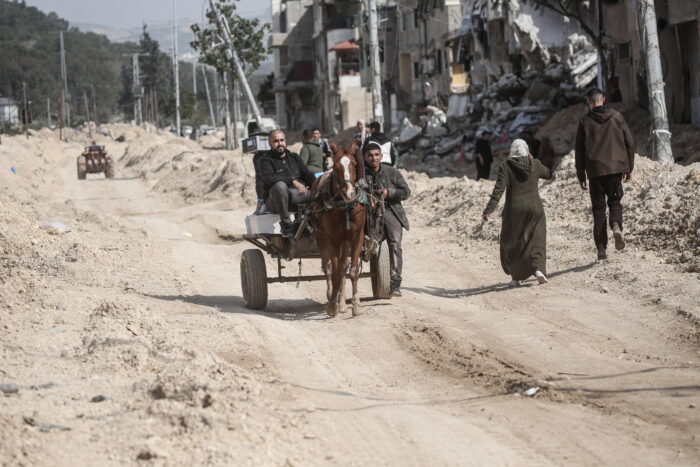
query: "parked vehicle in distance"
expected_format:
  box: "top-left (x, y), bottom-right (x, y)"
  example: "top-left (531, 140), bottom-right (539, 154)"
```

top-left (245, 117), bottom-right (277, 138)
top-left (199, 125), bottom-right (216, 135)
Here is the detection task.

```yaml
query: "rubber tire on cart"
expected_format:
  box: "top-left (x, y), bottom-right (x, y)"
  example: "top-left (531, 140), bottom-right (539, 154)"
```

top-left (77, 156), bottom-right (86, 180)
top-left (105, 163), bottom-right (115, 179)
top-left (371, 240), bottom-right (392, 299)
top-left (241, 249), bottom-right (268, 310)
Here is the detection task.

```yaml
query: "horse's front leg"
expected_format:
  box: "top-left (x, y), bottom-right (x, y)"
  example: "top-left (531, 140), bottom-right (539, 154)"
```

top-left (350, 235), bottom-right (364, 317)
top-left (321, 253), bottom-right (332, 303)
top-left (327, 254), bottom-right (340, 317)
top-left (337, 244), bottom-right (349, 313)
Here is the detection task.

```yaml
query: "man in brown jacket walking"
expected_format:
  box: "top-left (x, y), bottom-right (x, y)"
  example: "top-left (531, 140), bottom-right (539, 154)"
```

top-left (575, 88), bottom-right (635, 260)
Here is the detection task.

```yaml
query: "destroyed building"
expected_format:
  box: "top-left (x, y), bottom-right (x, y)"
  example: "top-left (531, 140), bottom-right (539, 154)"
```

top-left (270, 0), bottom-right (318, 130)
top-left (313, 0), bottom-right (372, 133)
top-left (396, 0), bottom-right (600, 165)
top-left (604, 0), bottom-right (700, 127)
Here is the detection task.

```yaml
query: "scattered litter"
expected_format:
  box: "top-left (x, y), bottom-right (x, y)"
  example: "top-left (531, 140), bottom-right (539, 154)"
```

top-left (40, 221), bottom-right (70, 235)
top-left (182, 232), bottom-right (193, 238)
top-left (10, 167), bottom-right (16, 175)
top-left (29, 382), bottom-right (56, 391)
top-left (23, 416), bottom-right (71, 432)
top-left (0, 383), bottom-right (19, 394)
top-left (519, 387), bottom-right (541, 397)
top-left (90, 395), bottom-right (106, 403)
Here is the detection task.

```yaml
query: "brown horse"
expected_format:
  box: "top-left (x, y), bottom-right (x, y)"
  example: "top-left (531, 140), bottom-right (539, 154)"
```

top-left (314, 142), bottom-right (366, 317)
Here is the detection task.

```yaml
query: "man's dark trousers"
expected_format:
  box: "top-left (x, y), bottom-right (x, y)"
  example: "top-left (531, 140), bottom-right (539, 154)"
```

top-left (589, 174), bottom-right (623, 248)
top-left (476, 161), bottom-right (492, 180)
top-left (384, 210), bottom-right (403, 289)
top-left (266, 181), bottom-right (311, 221)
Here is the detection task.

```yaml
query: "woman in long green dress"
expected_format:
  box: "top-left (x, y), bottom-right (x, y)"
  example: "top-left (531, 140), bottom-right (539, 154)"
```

top-left (482, 139), bottom-right (553, 286)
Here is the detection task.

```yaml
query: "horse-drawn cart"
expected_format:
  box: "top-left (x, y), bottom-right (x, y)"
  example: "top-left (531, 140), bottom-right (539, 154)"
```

top-left (240, 213), bottom-right (392, 310)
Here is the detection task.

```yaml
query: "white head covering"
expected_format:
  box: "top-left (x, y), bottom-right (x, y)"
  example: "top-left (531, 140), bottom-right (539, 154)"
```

top-left (509, 139), bottom-right (530, 159)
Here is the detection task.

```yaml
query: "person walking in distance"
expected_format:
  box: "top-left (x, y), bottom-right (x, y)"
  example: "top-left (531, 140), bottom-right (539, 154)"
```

top-left (575, 88), bottom-right (635, 260)
top-left (299, 129), bottom-right (324, 177)
top-left (475, 130), bottom-right (494, 180)
top-left (312, 128), bottom-right (332, 171)
top-left (483, 139), bottom-right (553, 286)
top-left (367, 121), bottom-right (399, 167)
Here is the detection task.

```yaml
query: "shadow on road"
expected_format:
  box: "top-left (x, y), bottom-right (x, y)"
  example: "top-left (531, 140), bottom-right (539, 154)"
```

top-left (145, 293), bottom-right (330, 321)
top-left (404, 262), bottom-right (597, 299)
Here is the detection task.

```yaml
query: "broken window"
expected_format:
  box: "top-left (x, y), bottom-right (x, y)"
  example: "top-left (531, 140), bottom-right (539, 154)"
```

top-left (618, 41), bottom-right (631, 61)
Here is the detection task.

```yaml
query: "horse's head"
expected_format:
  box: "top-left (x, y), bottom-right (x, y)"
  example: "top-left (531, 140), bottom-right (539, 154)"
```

top-left (331, 141), bottom-right (359, 202)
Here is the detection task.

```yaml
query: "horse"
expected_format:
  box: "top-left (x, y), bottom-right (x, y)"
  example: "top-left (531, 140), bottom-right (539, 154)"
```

top-left (313, 141), bottom-right (366, 317)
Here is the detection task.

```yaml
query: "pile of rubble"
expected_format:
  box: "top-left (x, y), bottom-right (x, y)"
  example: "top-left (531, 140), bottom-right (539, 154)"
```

top-left (397, 34), bottom-right (598, 175)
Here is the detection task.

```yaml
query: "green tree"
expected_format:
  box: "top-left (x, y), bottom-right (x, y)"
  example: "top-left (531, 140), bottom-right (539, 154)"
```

top-left (190, 0), bottom-right (270, 78)
top-left (0, 1), bottom-right (134, 127)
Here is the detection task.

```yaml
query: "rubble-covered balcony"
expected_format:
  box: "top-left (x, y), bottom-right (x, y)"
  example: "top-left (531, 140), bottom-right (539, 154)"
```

top-left (274, 61), bottom-right (315, 90)
top-left (330, 41), bottom-right (362, 91)
top-left (321, 1), bottom-right (360, 31)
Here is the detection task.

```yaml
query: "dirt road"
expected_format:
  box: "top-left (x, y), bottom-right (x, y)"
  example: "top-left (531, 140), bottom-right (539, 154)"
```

top-left (1, 133), bottom-right (699, 465)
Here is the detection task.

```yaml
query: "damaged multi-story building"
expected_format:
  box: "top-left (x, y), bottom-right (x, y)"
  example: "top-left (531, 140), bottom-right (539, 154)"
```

top-left (270, 0), bottom-right (317, 130)
top-left (270, 0), bottom-right (696, 137)
top-left (604, 0), bottom-right (700, 127)
top-left (270, 0), bottom-right (372, 132)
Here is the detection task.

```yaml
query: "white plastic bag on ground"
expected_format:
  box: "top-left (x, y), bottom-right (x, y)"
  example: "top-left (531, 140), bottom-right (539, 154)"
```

top-left (40, 221), bottom-right (71, 235)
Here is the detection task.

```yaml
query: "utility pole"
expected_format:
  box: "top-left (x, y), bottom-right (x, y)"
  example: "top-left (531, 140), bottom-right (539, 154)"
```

top-left (639, 0), bottom-right (673, 162)
top-left (232, 78), bottom-right (240, 149)
top-left (60, 31), bottom-right (71, 126)
top-left (173, 0), bottom-right (182, 137)
top-left (202, 65), bottom-right (216, 128)
top-left (90, 84), bottom-right (98, 127)
top-left (222, 72), bottom-right (233, 150)
top-left (368, 0), bottom-right (384, 126)
top-left (192, 59), bottom-right (197, 95)
top-left (60, 87), bottom-right (65, 141)
top-left (132, 54), bottom-right (144, 125)
top-left (207, 0), bottom-right (263, 127)
top-left (83, 93), bottom-right (92, 139)
top-left (47, 98), bottom-right (51, 127)
top-left (22, 81), bottom-right (29, 139)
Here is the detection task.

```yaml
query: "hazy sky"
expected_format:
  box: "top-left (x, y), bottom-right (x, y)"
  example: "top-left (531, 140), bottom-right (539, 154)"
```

top-left (25, 0), bottom-right (270, 29)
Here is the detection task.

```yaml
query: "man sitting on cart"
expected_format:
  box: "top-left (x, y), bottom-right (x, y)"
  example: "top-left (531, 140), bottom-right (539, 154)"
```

top-left (259, 129), bottom-right (317, 237)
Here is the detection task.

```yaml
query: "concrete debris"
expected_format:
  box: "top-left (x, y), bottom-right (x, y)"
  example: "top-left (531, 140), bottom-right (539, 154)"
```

top-left (399, 119), bottom-right (423, 145)
top-left (395, 3), bottom-right (604, 173)
top-left (0, 383), bottom-right (19, 394)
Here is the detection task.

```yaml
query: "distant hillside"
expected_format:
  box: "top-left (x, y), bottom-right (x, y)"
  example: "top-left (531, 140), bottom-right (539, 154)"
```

top-left (0, 0), bottom-right (137, 125)
top-left (71, 19), bottom-right (198, 59)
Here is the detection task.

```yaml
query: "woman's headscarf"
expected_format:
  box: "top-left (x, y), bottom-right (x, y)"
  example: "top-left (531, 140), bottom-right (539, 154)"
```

top-left (509, 139), bottom-right (530, 159)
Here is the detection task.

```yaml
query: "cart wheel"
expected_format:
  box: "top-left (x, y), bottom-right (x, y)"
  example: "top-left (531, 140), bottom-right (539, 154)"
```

top-left (371, 240), bottom-right (392, 299)
top-left (241, 249), bottom-right (268, 310)
top-left (77, 157), bottom-right (86, 180)
top-left (105, 165), bottom-right (115, 179)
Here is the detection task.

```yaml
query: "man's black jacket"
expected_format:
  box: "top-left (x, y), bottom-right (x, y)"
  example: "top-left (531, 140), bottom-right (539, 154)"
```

top-left (364, 163), bottom-right (411, 230)
top-left (259, 149), bottom-right (316, 198)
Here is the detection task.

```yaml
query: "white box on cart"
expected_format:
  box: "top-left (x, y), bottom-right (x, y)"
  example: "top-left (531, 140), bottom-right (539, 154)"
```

top-left (245, 213), bottom-right (295, 235)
